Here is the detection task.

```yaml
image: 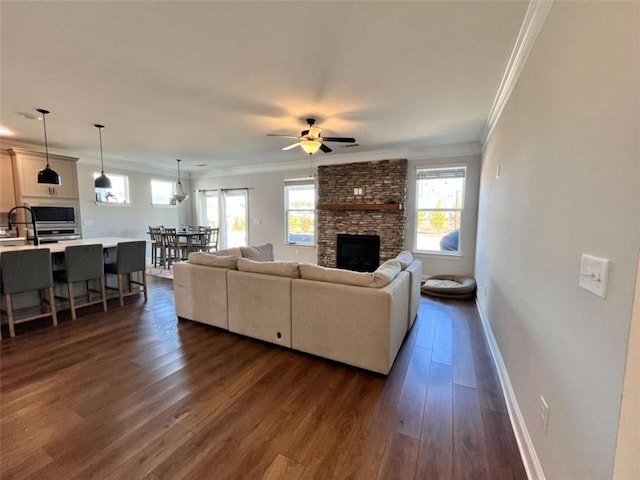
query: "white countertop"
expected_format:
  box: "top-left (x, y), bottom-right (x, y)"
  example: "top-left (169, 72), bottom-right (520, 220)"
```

top-left (0, 237), bottom-right (147, 255)
top-left (0, 237), bottom-right (26, 245)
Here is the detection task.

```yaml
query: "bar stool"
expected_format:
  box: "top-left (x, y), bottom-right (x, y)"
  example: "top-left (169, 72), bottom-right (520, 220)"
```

top-left (53, 244), bottom-right (108, 320)
top-left (104, 241), bottom-right (148, 307)
top-left (1, 249), bottom-right (58, 338)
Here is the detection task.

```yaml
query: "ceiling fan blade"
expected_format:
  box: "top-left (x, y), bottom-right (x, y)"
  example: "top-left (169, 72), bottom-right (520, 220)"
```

top-left (319, 143), bottom-right (332, 153)
top-left (267, 134), bottom-right (300, 139)
top-left (282, 142), bottom-right (301, 151)
top-left (322, 137), bottom-right (356, 143)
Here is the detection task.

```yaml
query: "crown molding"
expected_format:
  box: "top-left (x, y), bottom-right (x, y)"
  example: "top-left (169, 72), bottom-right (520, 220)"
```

top-left (482, 0), bottom-right (555, 149)
top-left (194, 143), bottom-right (481, 179)
top-left (1, 139), bottom-right (178, 176)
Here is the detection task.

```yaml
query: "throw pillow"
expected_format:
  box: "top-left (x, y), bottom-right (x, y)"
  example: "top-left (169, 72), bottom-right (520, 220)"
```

top-left (396, 250), bottom-right (414, 270)
top-left (210, 247), bottom-right (242, 257)
top-left (188, 252), bottom-right (239, 269)
top-left (240, 243), bottom-right (274, 262)
top-left (237, 258), bottom-right (300, 278)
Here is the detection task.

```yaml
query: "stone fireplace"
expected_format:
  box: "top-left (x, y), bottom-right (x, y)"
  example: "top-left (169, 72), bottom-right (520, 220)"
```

top-left (316, 159), bottom-right (407, 267)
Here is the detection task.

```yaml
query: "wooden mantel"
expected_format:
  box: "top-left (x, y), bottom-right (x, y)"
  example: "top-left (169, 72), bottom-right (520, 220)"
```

top-left (317, 203), bottom-right (403, 211)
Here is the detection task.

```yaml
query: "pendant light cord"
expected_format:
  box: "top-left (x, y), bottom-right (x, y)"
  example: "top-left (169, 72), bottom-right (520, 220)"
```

top-left (177, 159), bottom-right (183, 192)
top-left (97, 125), bottom-right (105, 174)
top-left (39, 109), bottom-right (51, 167)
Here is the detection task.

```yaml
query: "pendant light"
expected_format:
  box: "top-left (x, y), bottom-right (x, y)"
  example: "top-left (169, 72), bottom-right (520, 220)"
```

top-left (93, 124), bottom-right (112, 189)
top-left (36, 108), bottom-right (61, 185)
top-left (172, 159), bottom-right (189, 203)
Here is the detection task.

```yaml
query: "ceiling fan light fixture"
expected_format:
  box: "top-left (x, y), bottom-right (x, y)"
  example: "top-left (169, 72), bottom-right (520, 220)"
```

top-left (94, 124), bottom-right (112, 189)
top-left (36, 108), bottom-right (62, 185)
top-left (300, 140), bottom-right (322, 155)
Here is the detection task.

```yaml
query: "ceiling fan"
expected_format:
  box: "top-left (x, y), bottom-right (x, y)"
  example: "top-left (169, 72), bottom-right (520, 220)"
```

top-left (267, 118), bottom-right (356, 155)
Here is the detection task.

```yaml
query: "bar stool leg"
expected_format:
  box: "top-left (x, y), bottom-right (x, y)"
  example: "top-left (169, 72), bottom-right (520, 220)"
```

top-left (100, 276), bottom-right (107, 312)
top-left (49, 287), bottom-right (58, 327)
top-left (6, 293), bottom-right (15, 338)
top-left (142, 270), bottom-right (148, 302)
top-left (117, 274), bottom-right (124, 307)
top-left (68, 282), bottom-right (77, 320)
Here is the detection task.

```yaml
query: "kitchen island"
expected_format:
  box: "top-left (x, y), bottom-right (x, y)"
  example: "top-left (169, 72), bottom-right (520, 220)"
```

top-left (0, 237), bottom-right (149, 318)
top-left (0, 237), bottom-right (147, 256)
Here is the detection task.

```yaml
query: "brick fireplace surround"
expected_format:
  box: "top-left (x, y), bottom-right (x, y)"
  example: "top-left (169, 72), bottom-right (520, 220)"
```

top-left (316, 159), bottom-right (407, 268)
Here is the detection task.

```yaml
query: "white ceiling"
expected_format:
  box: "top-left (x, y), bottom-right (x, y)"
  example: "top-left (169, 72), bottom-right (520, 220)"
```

top-left (0, 1), bottom-right (528, 172)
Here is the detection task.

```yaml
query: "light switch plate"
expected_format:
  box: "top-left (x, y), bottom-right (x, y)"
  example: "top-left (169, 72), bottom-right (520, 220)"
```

top-left (579, 254), bottom-right (611, 299)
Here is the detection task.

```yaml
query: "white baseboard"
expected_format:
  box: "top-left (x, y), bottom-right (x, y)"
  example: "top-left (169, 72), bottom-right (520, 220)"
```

top-left (475, 298), bottom-right (546, 480)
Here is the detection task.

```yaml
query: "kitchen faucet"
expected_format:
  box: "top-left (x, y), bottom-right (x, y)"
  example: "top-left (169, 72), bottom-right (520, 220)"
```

top-left (8, 206), bottom-right (39, 246)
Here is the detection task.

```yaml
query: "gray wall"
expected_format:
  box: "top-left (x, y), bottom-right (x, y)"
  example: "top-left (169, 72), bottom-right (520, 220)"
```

top-left (77, 163), bottom-right (191, 240)
top-left (406, 154), bottom-right (481, 277)
top-left (475, 3), bottom-right (639, 479)
top-left (190, 168), bottom-right (318, 264)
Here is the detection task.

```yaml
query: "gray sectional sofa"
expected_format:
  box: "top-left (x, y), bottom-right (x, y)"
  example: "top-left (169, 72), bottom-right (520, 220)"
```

top-left (172, 244), bottom-right (422, 374)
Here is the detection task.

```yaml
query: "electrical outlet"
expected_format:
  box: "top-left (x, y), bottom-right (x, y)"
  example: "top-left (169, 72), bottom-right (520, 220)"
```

top-left (539, 396), bottom-right (549, 433)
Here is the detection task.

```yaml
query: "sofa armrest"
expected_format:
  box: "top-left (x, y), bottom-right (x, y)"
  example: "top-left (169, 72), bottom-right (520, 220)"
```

top-left (291, 271), bottom-right (410, 374)
top-left (173, 262), bottom-right (230, 329)
top-left (406, 260), bottom-right (423, 329)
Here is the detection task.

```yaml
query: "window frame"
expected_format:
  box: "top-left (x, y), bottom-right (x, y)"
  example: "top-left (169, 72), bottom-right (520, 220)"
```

top-left (150, 179), bottom-right (176, 207)
top-left (284, 178), bottom-right (315, 247)
top-left (414, 165), bottom-right (466, 256)
top-left (93, 171), bottom-right (130, 205)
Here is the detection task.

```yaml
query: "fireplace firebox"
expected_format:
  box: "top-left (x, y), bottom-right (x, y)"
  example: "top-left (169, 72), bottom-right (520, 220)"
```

top-left (336, 234), bottom-right (380, 272)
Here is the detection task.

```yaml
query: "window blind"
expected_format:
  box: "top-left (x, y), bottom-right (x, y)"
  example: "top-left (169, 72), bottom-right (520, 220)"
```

top-left (416, 167), bottom-right (466, 180)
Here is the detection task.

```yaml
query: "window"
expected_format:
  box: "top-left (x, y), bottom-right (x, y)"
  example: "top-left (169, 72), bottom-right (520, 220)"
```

top-left (151, 179), bottom-right (175, 206)
top-left (196, 188), bottom-right (248, 249)
top-left (223, 189), bottom-right (248, 248)
top-left (93, 172), bottom-right (130, 204)
top-left (415, 166), bottom-right (465, 254)
top-left (285, 179), bottom-right (315, 246)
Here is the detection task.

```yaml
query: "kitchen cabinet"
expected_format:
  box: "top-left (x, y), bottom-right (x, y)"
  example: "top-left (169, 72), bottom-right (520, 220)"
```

top-left (9, 148), bottom-right (79, 200)
top-left (0, 150), bottom-right (16, 212)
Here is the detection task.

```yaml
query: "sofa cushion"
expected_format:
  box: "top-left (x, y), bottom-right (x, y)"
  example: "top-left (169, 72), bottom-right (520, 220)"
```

top-left (299, 259), bottom-right (401, 288)
top-left (396, 250), bottom-right (414, 270)
top-left (240, 243), bottom-right (274, 262)
top-left (237, 258), bottom-right (300, 278)
top-left (188, 252), bottom-right (239, 269)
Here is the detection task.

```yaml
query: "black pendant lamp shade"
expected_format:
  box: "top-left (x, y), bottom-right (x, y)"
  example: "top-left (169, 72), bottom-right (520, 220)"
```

top-left (172, 159), bottom-right (189, 203)
top-left (36, 109), bottom-right (61, 185)
top-left (94, 124), bottom-right (112, 189)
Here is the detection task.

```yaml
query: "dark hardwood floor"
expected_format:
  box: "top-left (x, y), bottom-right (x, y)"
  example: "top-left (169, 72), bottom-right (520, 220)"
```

top-left (1, 276), bottom-right (526, 479)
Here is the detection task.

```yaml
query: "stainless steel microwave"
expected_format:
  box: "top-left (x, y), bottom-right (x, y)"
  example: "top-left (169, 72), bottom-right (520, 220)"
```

top-left (28, 205), bottom-right (77, 225)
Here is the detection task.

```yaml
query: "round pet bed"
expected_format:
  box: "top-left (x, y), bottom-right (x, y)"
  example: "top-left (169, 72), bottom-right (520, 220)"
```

top-left (421, 274), bottom-right (477, 299)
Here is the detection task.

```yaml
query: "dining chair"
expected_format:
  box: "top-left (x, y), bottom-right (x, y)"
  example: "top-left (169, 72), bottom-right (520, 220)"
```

top-left (162, 228), bottom-right (187, 267)
top-left (53, 244), bottom-right (107, 320)
top-left (104, 241), bottom-right (148, 307)
top-left (204, 227), bottom-right (220, 252)
top-left (1, 249), bottom-right (57, 338)
top-left (148, 226), bottom-right (165, 267)
top-left (189, 232), bottom-right (206, 253)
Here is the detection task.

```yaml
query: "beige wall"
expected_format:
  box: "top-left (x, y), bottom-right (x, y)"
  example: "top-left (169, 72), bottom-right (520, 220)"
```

top-left (476, 3), bottom-right (639, 479)
top-left (614, 254), bottom-right (640, 480)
